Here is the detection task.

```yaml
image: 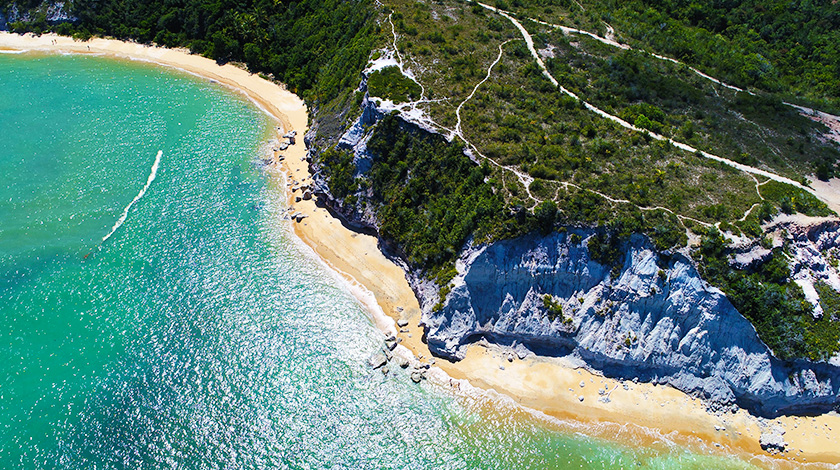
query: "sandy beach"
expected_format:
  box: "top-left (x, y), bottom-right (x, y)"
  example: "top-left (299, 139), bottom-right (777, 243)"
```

top-left (2, 32), bottom-right (839, 468)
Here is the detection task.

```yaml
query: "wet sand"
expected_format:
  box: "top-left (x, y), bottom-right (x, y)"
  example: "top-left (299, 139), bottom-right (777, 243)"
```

top-left (3, 31), bottom-right (838, 469)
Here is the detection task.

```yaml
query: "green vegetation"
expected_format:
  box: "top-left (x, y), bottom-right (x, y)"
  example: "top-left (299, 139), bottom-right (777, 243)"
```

top-left (2, 0), bottom-right (378, 104)
top-left (9, 0), bottom-right (839, 360)
top-left (536, 31), bottom-right (840, 179)
top-left (318, 147), bottom-right (359, 205)
top-left (760, 181), bottom-right (834, 217)
top-left (367, 66), bottom-right (422, 103)
top-left (542, 294), bottom-right (572, 324)
top-left (812, 282), bottom-right (840, 358)
top-left (365, 114), bottom-right (507, 279)
top-left (503, 0), bottom-right (840, 109)
top-left (600, 0), bottom-right (840, 107)
top-left (695, 230), bottom-right (839, 361)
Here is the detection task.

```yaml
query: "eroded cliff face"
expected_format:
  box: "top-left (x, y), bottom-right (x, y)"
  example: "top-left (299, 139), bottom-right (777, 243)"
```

top-left (307, 84), bottom-right (840, 417)
top-left (422, 230), bottom-right (840, 417)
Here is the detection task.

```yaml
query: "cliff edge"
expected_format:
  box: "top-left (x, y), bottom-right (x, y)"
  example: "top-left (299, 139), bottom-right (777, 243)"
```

top-left (423, 231), bottom-right (840, 417)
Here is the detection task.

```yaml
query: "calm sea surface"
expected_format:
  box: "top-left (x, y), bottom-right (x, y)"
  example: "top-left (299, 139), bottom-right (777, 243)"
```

top-left (0, 53), bottom-right (763, 469)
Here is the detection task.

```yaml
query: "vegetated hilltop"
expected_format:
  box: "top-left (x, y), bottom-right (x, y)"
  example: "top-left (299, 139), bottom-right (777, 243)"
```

top-left (312, 0), bottom-right (840, 367)
top-left (5, 0), bottom-right (840, 406)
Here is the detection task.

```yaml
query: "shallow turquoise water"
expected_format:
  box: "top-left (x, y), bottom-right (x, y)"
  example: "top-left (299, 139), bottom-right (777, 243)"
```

top-left (0, 53), bottom-right (764, 469)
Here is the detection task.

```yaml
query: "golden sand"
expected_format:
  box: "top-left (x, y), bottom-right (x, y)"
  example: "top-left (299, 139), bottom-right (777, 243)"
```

top-left (3, 31), bottom-right (838, 468)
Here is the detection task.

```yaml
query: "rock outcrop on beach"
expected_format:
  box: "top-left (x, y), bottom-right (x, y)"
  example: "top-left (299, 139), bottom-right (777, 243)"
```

top-left (420, 230), bottom-right (840, 417)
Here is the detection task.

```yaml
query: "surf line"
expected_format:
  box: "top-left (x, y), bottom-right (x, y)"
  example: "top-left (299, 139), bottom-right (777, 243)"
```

top-left (85, 150), bottom-right (162, 259)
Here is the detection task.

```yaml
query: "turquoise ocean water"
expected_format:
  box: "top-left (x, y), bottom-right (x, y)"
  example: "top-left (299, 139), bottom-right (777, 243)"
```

top-left (0, 53), bottom-right (766, 469)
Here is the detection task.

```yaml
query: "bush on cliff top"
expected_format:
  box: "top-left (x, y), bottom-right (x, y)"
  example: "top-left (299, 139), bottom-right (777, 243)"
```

top-left (696, 229), bottom-right (840, 361)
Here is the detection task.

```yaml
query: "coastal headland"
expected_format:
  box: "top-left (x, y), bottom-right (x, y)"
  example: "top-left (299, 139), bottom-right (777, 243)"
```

top-left (2, 32), bottom-right (838, 468)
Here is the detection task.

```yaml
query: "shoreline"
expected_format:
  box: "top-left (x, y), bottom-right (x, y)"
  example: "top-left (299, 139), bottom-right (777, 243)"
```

top-left (3, 32), bottom-right (839, 468)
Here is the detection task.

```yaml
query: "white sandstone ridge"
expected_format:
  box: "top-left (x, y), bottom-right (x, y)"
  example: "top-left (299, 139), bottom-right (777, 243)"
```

top-left (769, 215), bottom-right (840, 319)
top-left (361, 51), bottom-right (445, 136)
top-left (421, 230), bottom-right (840, 417)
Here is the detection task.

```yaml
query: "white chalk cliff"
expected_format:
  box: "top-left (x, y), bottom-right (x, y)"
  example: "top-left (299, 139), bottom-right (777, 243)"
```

top-left (422, 231), bottom-right (840, 417)
top-left (312, 94), bottom-right (840, 418)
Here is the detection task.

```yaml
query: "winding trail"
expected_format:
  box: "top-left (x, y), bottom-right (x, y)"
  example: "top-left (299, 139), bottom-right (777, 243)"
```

top-left (387, 14), bottom-right (426, 100)
top-left (375, 5), bottom-right (838, 219)
top-left (475, 1), bottom-right (831, 208)
top-left (523, 8), bottom-right (840, 148)
top-left (369, 14), bottom-right (460, 137)
top-left (524, 17), bottom-right (746, 95)
top-left (603, 22), bottom-right (616, 43)
top-left (452, 40), bottom-right (512, 141)
top-left (787, 104), bottom-right (840, 146)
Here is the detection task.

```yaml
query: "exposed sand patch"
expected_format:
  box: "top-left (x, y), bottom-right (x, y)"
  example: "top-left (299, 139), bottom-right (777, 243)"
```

top-left (3, 31), bottom-right (839, 468)
top-left (807, 177), bottom-right (840, 215)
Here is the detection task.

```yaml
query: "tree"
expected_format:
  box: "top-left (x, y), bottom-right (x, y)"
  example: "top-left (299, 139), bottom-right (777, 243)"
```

top-left (534, 200), bottom-right (557, 235)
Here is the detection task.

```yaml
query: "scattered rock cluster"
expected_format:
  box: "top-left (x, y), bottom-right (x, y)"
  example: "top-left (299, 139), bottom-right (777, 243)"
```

top-left (277, 130), bottom-right (297, 150)
top-left (367, 332), bottom-right (429, 383)
top-left (759, 426), bottom-right (788, 454)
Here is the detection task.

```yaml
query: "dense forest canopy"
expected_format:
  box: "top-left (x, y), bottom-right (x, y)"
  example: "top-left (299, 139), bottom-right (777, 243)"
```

top-left (4, 0), bottom-right (840, 105)
top-left (511, 0), bottom-right (840, 107)
top-left (1, 0), bottom-right (378, 103)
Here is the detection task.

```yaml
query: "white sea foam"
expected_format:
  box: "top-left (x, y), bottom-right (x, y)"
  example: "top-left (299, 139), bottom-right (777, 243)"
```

top-left (0, 49), bottom-right (26, 54)
top-left (102, 150), bottom-right (162, 243)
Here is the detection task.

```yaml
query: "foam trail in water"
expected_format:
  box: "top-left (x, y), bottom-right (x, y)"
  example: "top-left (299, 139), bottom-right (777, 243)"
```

top-left (102, 150), bottom-right (162, 243)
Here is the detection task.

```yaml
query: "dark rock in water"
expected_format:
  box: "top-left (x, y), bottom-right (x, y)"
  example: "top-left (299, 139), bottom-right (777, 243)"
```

top-left (385, 340), bottom-right (397, 351)
top-left (397, 357), bottom-right (410, 369)
top-left (397, 319), bottom-right (409, 327)
top-left (368, 352), bottom-right (387, 370)
top-left (410, 369), bottom-right (426, 383)
top-left (381, 365), bottom-right (390, 375)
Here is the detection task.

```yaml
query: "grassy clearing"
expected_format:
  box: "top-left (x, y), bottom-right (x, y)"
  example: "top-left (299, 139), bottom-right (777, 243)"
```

top-left (367, 66), bottom-right (422, 103)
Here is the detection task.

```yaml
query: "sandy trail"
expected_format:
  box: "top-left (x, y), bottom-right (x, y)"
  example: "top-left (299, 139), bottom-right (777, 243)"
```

top-left (480, 3), bottom-right (840, 214)
top-left (3, 32), bottom-right (839, 468)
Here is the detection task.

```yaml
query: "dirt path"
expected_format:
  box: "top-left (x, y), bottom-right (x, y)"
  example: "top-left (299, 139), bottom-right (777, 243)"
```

top-left (476, 1), bottom-right (837, 213)
top-left (452, 40), bottom-right (511, 142)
